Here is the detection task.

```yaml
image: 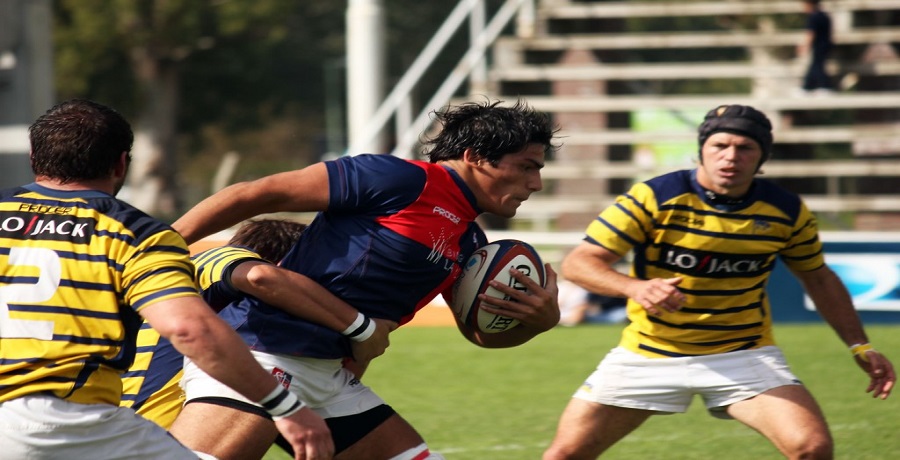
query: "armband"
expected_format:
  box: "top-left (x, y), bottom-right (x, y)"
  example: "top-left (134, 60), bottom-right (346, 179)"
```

top-left (849, 343), bottom-right (875, 363)
top-left (258, 385), bottom-right (305, 420)
top-left (342, 312), bottom-right (376, 343)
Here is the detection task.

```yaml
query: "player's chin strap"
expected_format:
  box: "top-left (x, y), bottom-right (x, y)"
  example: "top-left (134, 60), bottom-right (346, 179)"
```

top-left (388, 442), bottom-right (446, 460)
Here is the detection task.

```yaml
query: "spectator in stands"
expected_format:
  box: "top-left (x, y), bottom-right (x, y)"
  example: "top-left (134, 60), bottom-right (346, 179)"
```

top-left (798, 0), bottom-right (834, 93)
top-left (557, 280), bottom-right (627, 327)
top-left (543, 104), bottom-right (895, 460)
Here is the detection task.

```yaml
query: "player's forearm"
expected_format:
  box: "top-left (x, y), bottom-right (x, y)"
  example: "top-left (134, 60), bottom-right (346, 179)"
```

top-left (800, 267), bottom-right (869, 346)
top-left (561, 244), bottom-right (632, 299)
top-left (238, 263), bottom-right (357, 332)
top-left (167, 309), bottom-right (280, 401)
top-left (173, 182), bottom-right (265, 244)
top-left (563, 259), bottom-right (632, 299)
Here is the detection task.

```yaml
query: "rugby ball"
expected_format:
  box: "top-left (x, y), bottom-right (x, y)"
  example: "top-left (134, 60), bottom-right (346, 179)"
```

top-left (450, 239), bottom-right (546, 333)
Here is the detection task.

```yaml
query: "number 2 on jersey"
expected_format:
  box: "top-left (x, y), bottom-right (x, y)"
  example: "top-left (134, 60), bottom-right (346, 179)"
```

top-left (0, 247), bottom-right (59, 339)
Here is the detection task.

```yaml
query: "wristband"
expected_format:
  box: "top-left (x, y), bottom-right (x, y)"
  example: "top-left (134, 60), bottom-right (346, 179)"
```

top-left (849, 343), bottom-right (875, 362)
top-left (342, 312), bottom-right (376, 342)
top-left (258, 385), bottom-right (305, 420)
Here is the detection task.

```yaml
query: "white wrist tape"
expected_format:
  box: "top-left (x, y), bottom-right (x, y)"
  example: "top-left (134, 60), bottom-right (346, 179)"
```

top-left (258, 385), bottom-right (304, 420)
top-left (342, 312), bottom-right (376, 342)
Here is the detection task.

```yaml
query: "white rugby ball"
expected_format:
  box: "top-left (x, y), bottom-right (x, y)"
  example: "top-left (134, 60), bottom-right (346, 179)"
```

top-left (450, 239), bottom-right (546, 333)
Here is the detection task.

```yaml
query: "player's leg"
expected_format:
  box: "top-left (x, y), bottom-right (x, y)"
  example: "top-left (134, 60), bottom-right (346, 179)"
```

top-left (334, 411), bottom-right (433, 460)
top-left (172, 356), bottom-right (280, 459)
top-left (696, 346), bottom-right (833, 459)
top-left (170, 399), bottom-right (278, 459)
top-left (543, 399), bottom-right (652, 459)
top-left (726, 385), bottom-right (833, 459)
top-left (543, 347), bottom-right (693, 459)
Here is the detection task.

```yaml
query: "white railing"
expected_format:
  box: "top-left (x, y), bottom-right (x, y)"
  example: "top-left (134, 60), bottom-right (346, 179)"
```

top-left (345, 0), bottom-right (535, 158)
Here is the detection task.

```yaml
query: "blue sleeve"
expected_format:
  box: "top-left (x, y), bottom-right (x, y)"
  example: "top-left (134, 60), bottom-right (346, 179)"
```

top-left (325, 154), bottom-right (428, 214)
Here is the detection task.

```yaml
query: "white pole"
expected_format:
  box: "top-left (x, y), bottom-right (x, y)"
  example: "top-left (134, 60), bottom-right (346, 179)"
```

top-left (346, 0), bottom-right (387, 155)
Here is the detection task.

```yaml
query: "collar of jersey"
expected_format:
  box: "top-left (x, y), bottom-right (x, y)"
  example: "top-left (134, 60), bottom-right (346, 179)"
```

top-left (24, 182), bottom-right (113, 199)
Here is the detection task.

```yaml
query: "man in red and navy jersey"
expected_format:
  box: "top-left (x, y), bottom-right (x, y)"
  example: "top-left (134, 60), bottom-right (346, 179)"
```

top-left (170, 99), bottom-right (562, 460)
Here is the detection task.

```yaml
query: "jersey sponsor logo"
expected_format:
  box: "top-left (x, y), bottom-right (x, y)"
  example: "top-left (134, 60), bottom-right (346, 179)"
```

top-left (0, 213), bottom-right (93, 243)
top-left (753, 219), bottom-right (772, 233)
top-left (660, 244), bottom-right (770, 277)
top-left (16, 204), bottom-right (74, 215)
top-left (426, 227), bottom-right (459, 270)
top-left (432, 206), bottom-right (461, 224)
top-left (271, 367), bottom-right (293, 389)
top-left (670, 214), bottom-right (704, 226)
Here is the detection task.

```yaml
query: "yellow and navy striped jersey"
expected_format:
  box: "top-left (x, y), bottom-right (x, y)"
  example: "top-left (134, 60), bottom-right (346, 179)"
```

top-left (121, 245), bottom-right (261, 427)
top-left (192, 246), bottom-right (265, 312)
top-left (0, 184), bottom-right (199, 406)
top-left (584, 170), bottom-right (824, 358)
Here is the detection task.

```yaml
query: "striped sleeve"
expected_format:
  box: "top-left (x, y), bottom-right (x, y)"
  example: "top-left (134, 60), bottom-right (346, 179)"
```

top-left (584, 182), bottom-right (656, 256)
top-left (778, 201), bottom-right (825, 272)
top-left (122, 227), bottom-right (200, 313)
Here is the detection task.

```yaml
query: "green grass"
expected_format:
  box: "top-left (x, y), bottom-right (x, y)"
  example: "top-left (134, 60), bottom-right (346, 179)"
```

top-left (265, 324), bottom-right (900, 459)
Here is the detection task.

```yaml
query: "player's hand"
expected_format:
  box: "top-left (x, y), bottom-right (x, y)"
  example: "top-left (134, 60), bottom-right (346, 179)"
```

top-left (854, 349), bottom-right (895, 400)
top-left (480, 263), bottom-right (560, 332)
top-left (628, 277), bottom-right (685, 316)
top-left (274, 407), bottom-right (334, 460)
top-left (351, 318), bottom-right (397, 363)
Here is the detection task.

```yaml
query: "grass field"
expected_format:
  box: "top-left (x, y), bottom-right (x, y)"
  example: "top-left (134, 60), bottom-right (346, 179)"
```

top-left (265, 323), bottom-right (900, 459)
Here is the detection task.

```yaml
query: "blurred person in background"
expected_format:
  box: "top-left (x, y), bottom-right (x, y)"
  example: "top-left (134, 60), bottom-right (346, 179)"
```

top-left (544, 104), bottom-right (895, 460)
top-left (557, 280), bottom-right (626, 327)
top-left (798, 0), bottom-right (834, 93)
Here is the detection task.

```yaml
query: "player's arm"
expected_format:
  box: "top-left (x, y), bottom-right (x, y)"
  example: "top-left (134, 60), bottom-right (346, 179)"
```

top-left (173, 163), bottom-right (330, 245)
top-left (562, 241), bottom-right (684, 315)
top-left (792, 265), bottom-right (895, 400)
top-left (140, 296), bottom-right (334, 459)
top-left (231, 260), bottom-right (396, 362)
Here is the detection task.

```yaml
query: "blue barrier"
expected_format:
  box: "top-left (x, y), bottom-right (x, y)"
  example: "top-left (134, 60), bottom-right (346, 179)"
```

top-left (768, 233), bottom-right (900, 323)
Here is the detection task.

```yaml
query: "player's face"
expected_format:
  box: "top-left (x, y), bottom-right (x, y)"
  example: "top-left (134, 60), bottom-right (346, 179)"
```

top-left (696, 132), bottom-right (763, 197)
top-left (476, 143), bottom-right (545, 218)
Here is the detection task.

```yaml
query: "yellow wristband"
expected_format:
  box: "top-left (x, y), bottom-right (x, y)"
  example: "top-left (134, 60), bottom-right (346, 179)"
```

top-left (850, 343), bottom-right (874, 362)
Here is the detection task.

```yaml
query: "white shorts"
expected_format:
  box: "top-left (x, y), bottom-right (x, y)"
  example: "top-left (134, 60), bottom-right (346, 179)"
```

top-left (0, 395), bottom-right (199, 460)
top-left (181, 350), bottom-right (385, 419)
top-left (574, 346), bottom-right (802, 418)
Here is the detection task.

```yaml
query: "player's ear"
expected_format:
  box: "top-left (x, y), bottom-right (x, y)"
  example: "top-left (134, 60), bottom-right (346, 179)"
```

top-left (114, 151), bottom-right (130, 178)
top-left (463, 148), bottom-right (483, 166)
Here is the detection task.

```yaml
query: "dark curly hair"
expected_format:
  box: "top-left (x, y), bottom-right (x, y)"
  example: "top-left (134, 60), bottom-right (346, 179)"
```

top-left (422, 99), bottom-right (558, 166)
top-left (29, 99), bottom-right (133, 183)
top-left (229, 218), bottom-right (308, 263)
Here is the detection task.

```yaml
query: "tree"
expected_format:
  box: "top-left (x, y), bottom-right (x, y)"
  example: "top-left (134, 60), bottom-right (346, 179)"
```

top-left (52, 0), bottom-right (481, 218)
top-left (53, 0), bottom-right (341, 219)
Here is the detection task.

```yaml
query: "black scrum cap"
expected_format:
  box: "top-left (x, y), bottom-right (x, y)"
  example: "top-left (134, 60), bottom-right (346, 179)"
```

top-left (698, 105), bottom-right (773, 162)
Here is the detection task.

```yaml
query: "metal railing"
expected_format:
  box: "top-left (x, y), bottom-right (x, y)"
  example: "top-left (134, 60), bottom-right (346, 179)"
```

top-left (345, 0), bottom-right (534, 158)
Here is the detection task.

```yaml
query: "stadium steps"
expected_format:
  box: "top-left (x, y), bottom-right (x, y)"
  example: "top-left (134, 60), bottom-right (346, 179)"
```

top-left (469, 0), bottom-right (900, 231)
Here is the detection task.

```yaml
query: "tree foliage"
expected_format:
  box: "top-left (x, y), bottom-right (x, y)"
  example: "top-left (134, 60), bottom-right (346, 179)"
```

top-left (52, 0), bottom-right (344, 217)
top-left (51, 0), bottom-right (471, 218)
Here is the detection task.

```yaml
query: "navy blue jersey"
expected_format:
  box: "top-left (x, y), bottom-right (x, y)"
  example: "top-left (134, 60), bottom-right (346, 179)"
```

top-left (219, 154), bottom-right (488, 359)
